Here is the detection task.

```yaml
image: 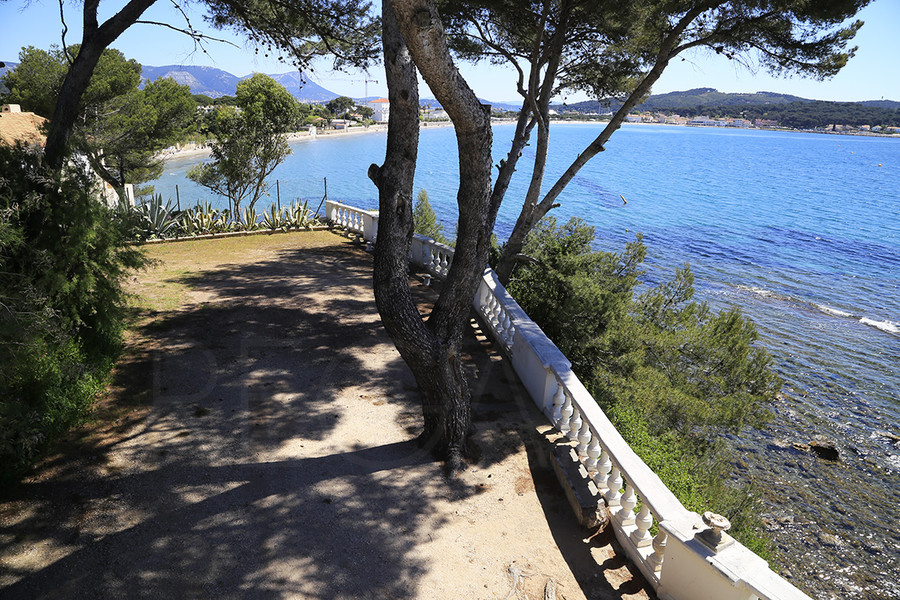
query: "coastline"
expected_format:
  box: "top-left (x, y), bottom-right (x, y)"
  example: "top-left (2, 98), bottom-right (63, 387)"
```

top-left (160, 117), bottom-right (896, 164)
top-left (545, 117), bottom-right (900, 137)
top-left (160, 120), bottom-right (457, 163)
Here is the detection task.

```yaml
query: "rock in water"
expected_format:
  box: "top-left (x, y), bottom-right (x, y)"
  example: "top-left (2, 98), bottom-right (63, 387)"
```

top-left (809, 440), bottom-right (840, 461)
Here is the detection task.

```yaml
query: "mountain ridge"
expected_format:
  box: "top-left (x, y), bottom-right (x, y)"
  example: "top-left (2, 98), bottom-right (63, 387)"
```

top-left (553, 87), bottom-right (900, 113)
top-left (3, 61), bottom-right (897, 111)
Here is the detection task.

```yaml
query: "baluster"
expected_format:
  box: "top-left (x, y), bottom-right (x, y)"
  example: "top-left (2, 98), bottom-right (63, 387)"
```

top-left (430, 247), bottom-right (439, 273)
top-left (442, 252), bottom-right (450, 276)
top-left (550, 378), bottom-right (565, 426)
top-left (577, 419), bottom-right (592, 459)
top-left (483, 294), bottom-right (494, 327)
top-left (649, 530), bottom-right (667, 572)
top-left (594, 447), bottom-right (612, 493)
top-left (490, 296), bottom-right (503, 332)
top-left (559, 391), bottom-right (574, 437)
top-left (500, 308), bottom-right (513, 347)
top-left (484, 291), bottom-right (495, 326)
top-left (618, 482), bottom-right (636, 526)
top-left (479, 286), bottom-right (491, 316)
top-left (585, 435), bottom-right (601, 474)
top-left (631, 502), bottom-right (654, 548)
top-left (604, 465), bottom-right (622, 507)
top-left (567, 405), bottom-right (582, 442)
top-left (505, 320), bottom-right (516, 349)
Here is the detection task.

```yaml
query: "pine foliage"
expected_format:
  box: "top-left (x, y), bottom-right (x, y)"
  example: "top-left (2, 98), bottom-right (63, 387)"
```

top-left (0, 145), bottom-right (146, 484)
top-left (507, 217), bottom-right (781, 556)
top-left (412, 188), bottom-right (450, 245)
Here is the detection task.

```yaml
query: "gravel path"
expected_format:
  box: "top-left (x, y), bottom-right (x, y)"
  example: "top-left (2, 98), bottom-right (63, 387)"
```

top-left (0, 231), bottom-right (650, 600)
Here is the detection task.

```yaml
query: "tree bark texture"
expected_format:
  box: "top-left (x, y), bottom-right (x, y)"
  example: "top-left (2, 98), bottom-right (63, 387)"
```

top-left (369, 0), bottom-right (496, 474)
top-left (44, 0), bottom-right (157, 171)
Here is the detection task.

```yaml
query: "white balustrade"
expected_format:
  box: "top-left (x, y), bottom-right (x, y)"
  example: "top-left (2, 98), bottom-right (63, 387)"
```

top-left (324, 200), bottom-right (378, 242)
top-left (325, 202), bottom-right (815, 600)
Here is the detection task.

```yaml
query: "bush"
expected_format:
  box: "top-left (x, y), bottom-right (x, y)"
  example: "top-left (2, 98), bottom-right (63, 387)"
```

top-left (507, 216), bottom-right (780, 556)
top-left (0, 144), bottom-right (146, 484)
top-left (413, 188), bottom-right (450, 245)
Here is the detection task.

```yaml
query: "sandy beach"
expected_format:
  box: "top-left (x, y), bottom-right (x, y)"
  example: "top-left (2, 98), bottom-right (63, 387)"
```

top-left (160, 121), bottom-right (456, 163)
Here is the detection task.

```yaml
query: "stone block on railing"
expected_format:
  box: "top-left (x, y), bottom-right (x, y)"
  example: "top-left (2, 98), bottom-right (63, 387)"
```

top-left (410, 234), bottom-right (428, 267)
top-left (362, 212), bottom-right (378, 243)
top-left (656, 516), bottom-right (809, 600)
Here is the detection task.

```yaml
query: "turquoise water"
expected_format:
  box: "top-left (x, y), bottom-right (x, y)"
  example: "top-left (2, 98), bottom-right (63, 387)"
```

top-left (152, 124), bottom-right (899, 598)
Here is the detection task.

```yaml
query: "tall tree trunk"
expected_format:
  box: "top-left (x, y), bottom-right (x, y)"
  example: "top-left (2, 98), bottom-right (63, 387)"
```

top-left (369, 0), bottom-right (494, 475)
top-left (44, 0), bottom-right (157, 171)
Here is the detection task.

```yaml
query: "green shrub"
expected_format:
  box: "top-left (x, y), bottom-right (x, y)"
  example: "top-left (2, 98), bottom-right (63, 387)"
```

top-left (0, 144), bottom-right (145, 484)
top-left (413, 188), bottom-right (450, 245)
top-left (507, 216), bottom-right (780, 556)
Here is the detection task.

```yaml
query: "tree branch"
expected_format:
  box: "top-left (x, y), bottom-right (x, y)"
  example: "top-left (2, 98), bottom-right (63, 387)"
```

top-left (59, 0), bottom-right (74, 65)
top-left (133, 20), bottom-right (240, 47)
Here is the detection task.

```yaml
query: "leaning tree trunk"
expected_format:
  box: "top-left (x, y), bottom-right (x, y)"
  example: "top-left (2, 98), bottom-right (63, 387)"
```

top-left (494, 6), bottom-right (707, 283)
top-left (43, 0), bottom-right (157, 171)
top-left (368, 0), bottom-right (495, 475)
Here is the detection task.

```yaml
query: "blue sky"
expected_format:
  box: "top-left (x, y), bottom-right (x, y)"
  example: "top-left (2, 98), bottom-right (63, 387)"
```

top-left (1, 0), bottom-right (897, 103)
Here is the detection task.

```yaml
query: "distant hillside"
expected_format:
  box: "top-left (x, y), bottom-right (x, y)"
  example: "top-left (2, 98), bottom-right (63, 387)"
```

top-left (550, 88), bottom-right (900, 129)
top-left (262, 72), bottom-right (337, 103)
top-left (556, 88), bottom-right (811, 114)
top-left (693, 100), bottom-right (900, 129)
top-left (141, 65), bottom-right (242, 98)
top-left (140, 64), bottom-right (341, 102)
top-left (640, 87), bottom-right (809, 110)
top-left (860, 99), bottom-right (900, 110)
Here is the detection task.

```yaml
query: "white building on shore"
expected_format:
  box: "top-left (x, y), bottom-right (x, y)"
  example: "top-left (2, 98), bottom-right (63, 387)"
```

top-left (366, 98), bottom-right (390, 123)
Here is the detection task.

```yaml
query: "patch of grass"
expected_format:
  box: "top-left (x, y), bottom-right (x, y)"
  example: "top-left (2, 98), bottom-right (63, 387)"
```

top-left (127, 230), bottom-right (346, 314)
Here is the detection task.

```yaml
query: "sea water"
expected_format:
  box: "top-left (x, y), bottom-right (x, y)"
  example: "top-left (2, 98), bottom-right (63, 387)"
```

top-left (151, 123), bottom-right (899, 598)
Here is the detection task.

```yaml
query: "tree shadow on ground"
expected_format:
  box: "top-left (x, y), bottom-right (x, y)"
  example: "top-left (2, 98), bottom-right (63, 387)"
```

top-left (0, 238), bottom-right (536, 599)
top-left (1, 235), bottom-right (651, 599)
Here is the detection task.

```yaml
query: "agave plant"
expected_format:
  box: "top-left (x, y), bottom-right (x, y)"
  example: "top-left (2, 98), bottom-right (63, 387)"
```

top-left (240, 206), bottom-right (260, 231)
top-left (212, 209), bottom-right (234, 233)
top-left (261, 203), bottom-right (292, 231)
top-left (179, 205), bottom-right (203, 236)
top-left (288, 199), bottom-right (316, 229)
top-left (137, 194), bottom-right (179, 239)
top-left (178, 201), bottom-right (232, 236)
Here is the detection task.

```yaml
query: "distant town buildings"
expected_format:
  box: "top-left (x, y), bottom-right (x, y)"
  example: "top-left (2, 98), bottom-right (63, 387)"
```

top-left (422, 107), bottom-right (449, 121)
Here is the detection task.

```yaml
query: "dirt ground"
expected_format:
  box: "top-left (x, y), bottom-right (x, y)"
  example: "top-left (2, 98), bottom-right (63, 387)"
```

top-left (0, 230), bottom-right (651, 600)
